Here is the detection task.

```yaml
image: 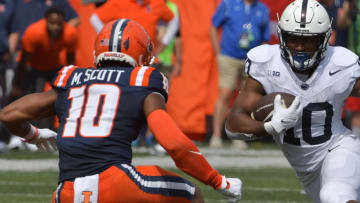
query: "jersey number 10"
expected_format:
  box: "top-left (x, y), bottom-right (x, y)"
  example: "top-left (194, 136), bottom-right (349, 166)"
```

top-left (284, 102), bottom-right (333, 146)
top-left (62, 84), bottom-right (120, 138)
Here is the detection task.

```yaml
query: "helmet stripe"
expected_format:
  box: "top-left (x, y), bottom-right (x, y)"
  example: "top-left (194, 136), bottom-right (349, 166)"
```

top-left (111, 19), bottom-right (126, 52)
top-left (300, 0), bottom-right (308, 28)
top-left (109, 19), bottom-right (129, 53)
top-left (108, 19), bottom-right (121, 52)
top-left (116, 19), bottom-right (129, 52)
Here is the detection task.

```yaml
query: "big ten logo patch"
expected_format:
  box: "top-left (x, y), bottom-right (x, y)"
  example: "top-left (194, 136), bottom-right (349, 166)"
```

top-left (82, 191), bottom-right (93, 203)
top-left (267, 70), bottom-right (280, 77)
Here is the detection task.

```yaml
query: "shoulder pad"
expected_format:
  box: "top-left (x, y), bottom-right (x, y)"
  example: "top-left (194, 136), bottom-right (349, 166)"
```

top-left (148, 69), bottom-right (169, 101)
top-left (247, 44), bottom-right (276, 63)
top-left (331, 46), bottom-right (358, 67)
top-left (130, 66), bottom-right (168, 100)
top-left (52, 65), bottom-right (79, 88)
top-left (130, 66), bottom-right (157, 87)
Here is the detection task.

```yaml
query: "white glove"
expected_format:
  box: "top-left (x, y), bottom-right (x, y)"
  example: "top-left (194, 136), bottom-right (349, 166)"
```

top-left (22, 125), bottom-right (57, 152)
top-left (264, 95), bottom-right (302, 142)
top-left (217, 176), bottom-right (242, 202)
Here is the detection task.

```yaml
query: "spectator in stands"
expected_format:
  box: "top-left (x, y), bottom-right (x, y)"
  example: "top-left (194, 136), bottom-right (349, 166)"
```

top-left (319, 0), bottom-right (356, 46)
top-left (10, 7), bottom-right (78, 100)
top-left (319, 0), bottom-right (360, 136)
top-left (0, 0), bottom-right (15, 153)
top-left (9, 0), bottom-right (79, 55)
top-left (89, 0), bottom-right (176, 50)
top-left (343, 0), bottom-right (360, 137)
top-left (209, 0), bottom-right (270, 148)
top-left (6, 7), bottom-right (78, 151)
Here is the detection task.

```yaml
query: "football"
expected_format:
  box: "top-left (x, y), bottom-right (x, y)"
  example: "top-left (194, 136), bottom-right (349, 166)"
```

top-left (251, 92), bottom-right (296, 122)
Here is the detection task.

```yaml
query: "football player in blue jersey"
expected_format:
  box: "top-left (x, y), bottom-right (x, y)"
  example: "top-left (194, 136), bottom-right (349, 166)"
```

top-left (225, 0), bottom-right (360, 202)
top-left (0, 19), bottom-right (242, 203)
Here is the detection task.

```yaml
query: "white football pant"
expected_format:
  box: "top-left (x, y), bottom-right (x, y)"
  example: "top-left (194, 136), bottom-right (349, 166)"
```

top-left (297, 135), bottom-right (360, 203)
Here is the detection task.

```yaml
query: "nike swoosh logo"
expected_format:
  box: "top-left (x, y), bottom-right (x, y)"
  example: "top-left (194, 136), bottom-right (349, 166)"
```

top-left (189, 150), bottom-right (202, 155)
top-left (329, 70), bottom-right (342, 76)
top-left (328, 145), bottom-right (340, 152)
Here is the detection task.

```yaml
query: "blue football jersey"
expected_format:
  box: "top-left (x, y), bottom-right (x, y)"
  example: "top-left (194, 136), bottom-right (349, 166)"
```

top-left (52, 65), bottom-right (168, 182)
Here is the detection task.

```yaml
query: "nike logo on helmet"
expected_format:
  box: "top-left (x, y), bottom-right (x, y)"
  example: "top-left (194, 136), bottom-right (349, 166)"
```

top-left (329, 70), bottom-right (342, 76)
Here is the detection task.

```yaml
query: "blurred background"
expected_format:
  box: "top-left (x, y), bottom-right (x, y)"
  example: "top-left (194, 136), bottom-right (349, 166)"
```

top-left (0, 0), bottom-right (359, 153)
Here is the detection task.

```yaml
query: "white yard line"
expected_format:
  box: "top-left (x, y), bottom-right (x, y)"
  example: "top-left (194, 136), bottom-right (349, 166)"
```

top-left (0, 181), bottom-right (53, 186)
top-left (0, 156), bottom-right (290, 171)
top-left (0, 149), bottom-right (291, 171)
top-left (0, 192), bottom-right (52, 198)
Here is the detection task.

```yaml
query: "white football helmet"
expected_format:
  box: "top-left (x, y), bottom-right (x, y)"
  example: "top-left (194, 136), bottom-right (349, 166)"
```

top-left (277, 0), bottom-right (332, 71)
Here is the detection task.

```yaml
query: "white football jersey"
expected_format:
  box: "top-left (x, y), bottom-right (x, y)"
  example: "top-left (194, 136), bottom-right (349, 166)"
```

top-left (246, 44), bottom-right (360, 172)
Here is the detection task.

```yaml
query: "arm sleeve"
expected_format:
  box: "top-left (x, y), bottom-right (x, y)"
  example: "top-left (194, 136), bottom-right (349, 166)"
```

top-left (147, 109), bottom-right (223, 189)
top-left (212, 0), bottom-right (228, 28)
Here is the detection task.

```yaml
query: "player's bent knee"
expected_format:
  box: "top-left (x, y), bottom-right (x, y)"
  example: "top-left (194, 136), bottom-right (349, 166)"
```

top-left (320, 182), bottom-right (357, 203)
top-left (192, 184), bottom-right (204, 203)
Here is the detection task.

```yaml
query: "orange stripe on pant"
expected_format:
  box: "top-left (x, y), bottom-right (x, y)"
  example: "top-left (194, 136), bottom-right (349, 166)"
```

top-left (52, 165), bottom-right (194, 203)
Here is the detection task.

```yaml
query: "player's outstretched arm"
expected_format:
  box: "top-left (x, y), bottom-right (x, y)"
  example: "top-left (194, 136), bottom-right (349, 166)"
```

top-left (144, 93), bottom-right (242, 202)
top-left (0, 89), bottom-right (58, 151)
top-left (225, 77), bottom-right (268, 138)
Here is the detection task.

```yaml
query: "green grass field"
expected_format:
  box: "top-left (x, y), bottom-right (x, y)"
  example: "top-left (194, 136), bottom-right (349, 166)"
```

top-left (0, 150), bottom-right (312, 203)
top-left (0, 168), bottom-right (312, 203)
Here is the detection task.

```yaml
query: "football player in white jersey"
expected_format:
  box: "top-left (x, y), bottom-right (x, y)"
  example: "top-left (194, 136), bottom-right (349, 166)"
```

top-left (225, 0), bottom-right (360, 202)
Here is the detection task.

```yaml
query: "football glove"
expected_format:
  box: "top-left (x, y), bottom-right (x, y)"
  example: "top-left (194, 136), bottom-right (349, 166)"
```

top-left (217, 176), bottom-right (242, 202)
top-left (22, 125), bottom-right (57, 152)
top-left (264, 95), bottom-right (302, 143)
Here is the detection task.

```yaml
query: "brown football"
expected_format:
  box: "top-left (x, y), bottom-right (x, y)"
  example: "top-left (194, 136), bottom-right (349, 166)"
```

top-left (251, 92), bottom-right (296, 122)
